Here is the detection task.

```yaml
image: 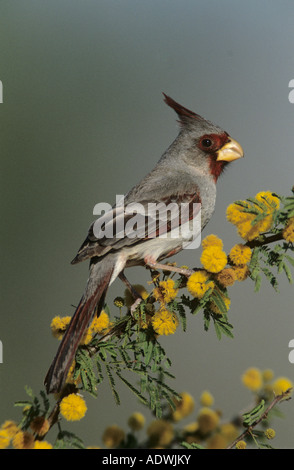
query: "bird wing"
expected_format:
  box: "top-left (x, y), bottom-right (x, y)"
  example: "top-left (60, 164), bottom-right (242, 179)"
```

top-left (71, 191), bottom-right (201, 265)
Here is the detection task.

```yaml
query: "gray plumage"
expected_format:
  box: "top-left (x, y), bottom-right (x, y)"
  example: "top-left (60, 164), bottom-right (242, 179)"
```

top-left (45, 94), bottom-right (243, 393)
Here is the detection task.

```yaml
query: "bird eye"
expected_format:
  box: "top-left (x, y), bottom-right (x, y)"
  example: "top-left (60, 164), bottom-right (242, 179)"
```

top-left (201, 138), bottom-right (212, 148)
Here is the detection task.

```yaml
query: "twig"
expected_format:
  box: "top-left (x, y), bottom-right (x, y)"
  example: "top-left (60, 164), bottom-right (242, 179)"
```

top-left (226, 388), bottom-right (292, 449)
top-left (38, 384), bottom-right (78, 441)
top-left (245, 231), bottom-right (284, 249)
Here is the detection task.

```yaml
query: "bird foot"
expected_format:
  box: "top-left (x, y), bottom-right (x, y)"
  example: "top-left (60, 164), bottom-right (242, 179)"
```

top-left (130, 297), bottom-right (143, 316)
top-left (118, 271), bottom-right (143, 317)
top-left (144, 257), bottom-right (194, 277)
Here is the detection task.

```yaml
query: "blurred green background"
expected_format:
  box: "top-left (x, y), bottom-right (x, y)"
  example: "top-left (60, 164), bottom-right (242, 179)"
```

top-left (1, 0), bottom-right (294, 448)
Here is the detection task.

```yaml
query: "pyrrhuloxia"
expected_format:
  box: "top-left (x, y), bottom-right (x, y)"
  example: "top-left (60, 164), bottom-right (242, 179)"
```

top-left (45, 94), bottom-right (243, 393)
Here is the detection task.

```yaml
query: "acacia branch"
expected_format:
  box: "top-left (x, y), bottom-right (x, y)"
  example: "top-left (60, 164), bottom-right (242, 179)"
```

top-left (40, 230), bottom-right (288, 445)
top-left (145, 231), bottom-right (285, 277)
top-left (245, 231), bottom-right (284, 249)
top-left (227, 388), bottom-right (292, 449)
top-left (145, 261), bottom-right (194, 277)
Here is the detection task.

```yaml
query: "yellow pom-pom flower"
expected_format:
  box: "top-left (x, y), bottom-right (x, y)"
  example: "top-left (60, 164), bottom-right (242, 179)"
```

top-left (272, 377), bottom-right (293, 396)
top-left (34, 440), bottom-right (53, 449)
top-left (197, 407), bottom-right (220, 434)
top-left (102, 424), bottom-right (125, 449)
top-left (200, 246), bottom-right (227, 273)
top-left (50, 316), bottom-right (71, 340)
top-left (183, 421), bottom-right (199, 435)
top-left (151, 308), bottom-right (179, 336)
top-left (153, 279), bottom-right (178, 304)
top-left (255, 191), bottom-right (280, 210)
top-left (30, 416), bottom-right (50, 437)
top-left (172, 392), bottom-right (195, 421)
top-left (200, 390), bottom-right (214, 407)
top-left (236, 440), bottom-right (247, 449)
top-left (202, 234), bottom-right (223, 249)
top-left (127, 412), bottom-right (145, 431)
top-left (216, 268), bottom-right (236, 287)
top-left (102, 424), bottom-right (125, 448)
top-left (238, 218), bottom-right (266, 241)
top-left (282, 217), bottom-right (294, 243)
top-left (220, 422), bottom-right (239, 442)
top-left (226, 202), bottom-right (246, 225)
top-left (187, 270), bottom-right (214, 299)
top-left (262, 369), bottom-right (274, 383)
top-left (0, 429), bottom-right (10, 449)
top-left (232, 264), bottom-right (250, 281)
top-left (241, 367), bottom-right (263, 392)
top-left (229, 244), bottom-right (252, 266)
top-left (113, 296), bottom-right (124, 308)
top-left (227, 192), bottom-right (279, 241)
top-left (89, 311), bottom-right (110, 334)
top-left (147, 419), bottom-right (174, 447)
top-left (80, 310), bottom-right (111, 345)
top-left (59, 393), bottom-right (87, 421)
top-left (265, 428), bottom-right (276, 440)
top-left (1, 420), bottom-right (18, 439)
top-left (12, 430), bottom-right (35, 449)
top-left (206, 433), bottom-right (227, 449)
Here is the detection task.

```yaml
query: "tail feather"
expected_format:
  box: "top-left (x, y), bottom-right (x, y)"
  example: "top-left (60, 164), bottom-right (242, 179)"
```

top-left (44, 259), bottom-right (115, 394)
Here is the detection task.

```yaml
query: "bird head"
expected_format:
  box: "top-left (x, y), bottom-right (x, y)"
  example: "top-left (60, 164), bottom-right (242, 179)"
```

top-left (163, 93), bottom-right (244, 182)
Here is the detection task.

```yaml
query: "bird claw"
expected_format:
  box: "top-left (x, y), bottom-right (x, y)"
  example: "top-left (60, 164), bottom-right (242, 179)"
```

top-left (144, 255), bottom-right (158, 268)
top-left (130, 297), bottom-right (143, 317)
top-left (118, 271), bottom-right (143, 317)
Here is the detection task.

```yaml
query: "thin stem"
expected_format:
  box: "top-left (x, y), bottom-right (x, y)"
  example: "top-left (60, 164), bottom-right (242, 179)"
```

top-left (227, 388), bottom-right (292, 449)
top-left (245, 231), bottom-right (284, 249)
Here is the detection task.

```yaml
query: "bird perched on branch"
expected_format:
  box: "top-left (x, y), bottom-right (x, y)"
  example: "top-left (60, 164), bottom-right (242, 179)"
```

top-left (45, 93), bottom-right (243, 393)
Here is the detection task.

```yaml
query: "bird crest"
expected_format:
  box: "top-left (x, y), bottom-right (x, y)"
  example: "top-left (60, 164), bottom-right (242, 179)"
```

top-left (163, 93), bottom-right (203, 124)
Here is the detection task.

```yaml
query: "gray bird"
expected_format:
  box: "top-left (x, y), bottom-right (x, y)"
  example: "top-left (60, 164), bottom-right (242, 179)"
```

top-left (45, 94), bottom-right (243, 393)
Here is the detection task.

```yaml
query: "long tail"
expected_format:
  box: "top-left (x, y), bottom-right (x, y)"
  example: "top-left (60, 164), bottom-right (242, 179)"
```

top-left (44, 257), bottom-right (116, 394)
